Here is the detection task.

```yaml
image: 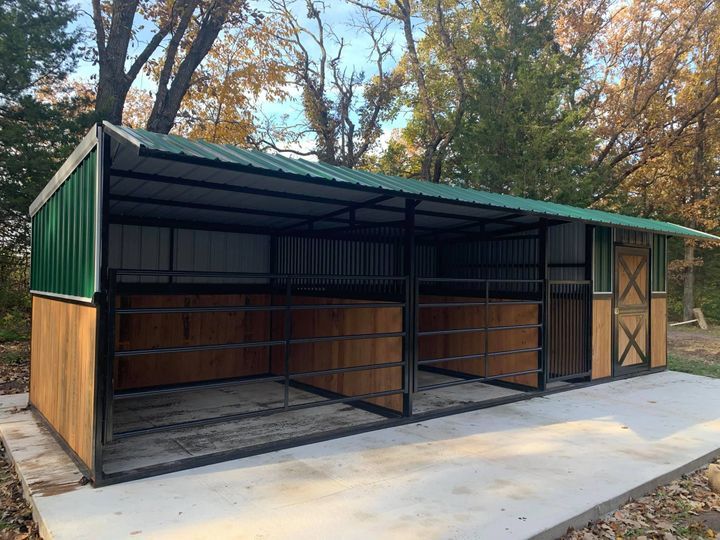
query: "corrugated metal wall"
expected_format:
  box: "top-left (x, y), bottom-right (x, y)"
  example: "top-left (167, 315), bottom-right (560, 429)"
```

top-left (651, 234), bottom-right (667, 292)
top-left (593, 227), bottom-right (612, 292)
top-left (275, 233), bottom-right (402, 276)
top-left (108, 224), bottom-right (270, 283)
top-left (439, 235), bottom-right (540, 281)
top-left (547, 222), bottom-right (586, 281)
top-left (30, 150), bottom-right (97, 299)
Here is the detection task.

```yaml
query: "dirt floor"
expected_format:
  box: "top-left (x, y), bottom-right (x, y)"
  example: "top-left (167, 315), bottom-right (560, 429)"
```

top-left (668, 326), bottom-right (720, 362)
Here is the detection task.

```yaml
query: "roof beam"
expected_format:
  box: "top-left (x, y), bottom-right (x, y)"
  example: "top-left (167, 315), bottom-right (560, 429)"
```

top-left (110, 169), bottom-right (362, 209)
top-left (281, 194), bottom-right (394, 232)
top-left (109, 194), bottom-right (366, 226)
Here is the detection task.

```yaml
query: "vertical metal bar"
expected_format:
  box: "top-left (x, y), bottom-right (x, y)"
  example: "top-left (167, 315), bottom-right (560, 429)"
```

top-left (484, 280), bottom-right (489, 377)
top-left (403, 199), bottom-right (417, 416)
top-left (538, 219), bottom-right (548, 390)
top-left (283, 278), bottom-right (292, 409)
top-left (93, 129), bottom-right (112, 483)
top-left (104, 269), bottom-right (116, 443)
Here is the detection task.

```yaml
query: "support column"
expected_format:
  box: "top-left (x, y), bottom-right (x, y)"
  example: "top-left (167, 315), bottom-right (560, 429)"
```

top-left (538, 219), bottom-right (548, 391)
top-left (403, 199), bottom-right (418, 416)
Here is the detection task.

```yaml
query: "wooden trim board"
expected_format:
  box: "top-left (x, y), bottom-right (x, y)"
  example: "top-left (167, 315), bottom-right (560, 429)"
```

top-left (591, 296), bottom-right (612, 379)
top-left (651, 294), bottom-right (667, 368)
top-left (29, 295), bottom-right (97, 469)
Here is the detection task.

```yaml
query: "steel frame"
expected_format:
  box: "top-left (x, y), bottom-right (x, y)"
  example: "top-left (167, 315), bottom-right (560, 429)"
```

top-left (86, 125), bottom-right (600, 486)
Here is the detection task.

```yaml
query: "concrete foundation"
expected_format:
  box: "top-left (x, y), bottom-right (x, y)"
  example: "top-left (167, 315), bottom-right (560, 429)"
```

top-left (2, 371), bottom-right (720, 539)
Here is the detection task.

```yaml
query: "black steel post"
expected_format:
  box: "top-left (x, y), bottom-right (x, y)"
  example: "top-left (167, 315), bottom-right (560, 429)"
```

top-left (283, 278), bottom-right (292, 409)
top-left (403, 199), bottom-right (418, 416)
top-left (538, 219), bottom-right (548, 391)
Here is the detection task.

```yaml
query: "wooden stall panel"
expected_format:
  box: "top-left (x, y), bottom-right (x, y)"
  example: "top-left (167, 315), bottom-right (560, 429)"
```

top-left (270, 297), bottom-right (404, 413)
top-left (114, 294), bottom-right (272, 389)
top-left (418, 297), bottom-right (539, 388)
top-left (591, 296), bottom-right (612, 379)
top-left (651, 295), bottom-right (667, 368)
top-left (30, 296), bottom-right (97, 469)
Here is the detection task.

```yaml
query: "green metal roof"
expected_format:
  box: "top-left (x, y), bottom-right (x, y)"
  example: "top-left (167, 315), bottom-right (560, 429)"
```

top-left (104, 122), bottom-right (719, 241)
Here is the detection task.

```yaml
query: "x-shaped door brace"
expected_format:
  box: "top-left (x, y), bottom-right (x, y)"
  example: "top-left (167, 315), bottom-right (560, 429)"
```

top-left (618, 315), bottom-right (647, 365)
top-left (619, 256), bottom-right (647, 304)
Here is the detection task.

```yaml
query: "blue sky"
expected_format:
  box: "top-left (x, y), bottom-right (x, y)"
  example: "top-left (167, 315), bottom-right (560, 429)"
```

top-left (71, 0), bottom-right (411, 153)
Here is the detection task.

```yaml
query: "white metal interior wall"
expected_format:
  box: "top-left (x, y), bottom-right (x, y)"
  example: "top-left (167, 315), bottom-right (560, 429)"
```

top-left (108, 224), bottom-right (271, 283)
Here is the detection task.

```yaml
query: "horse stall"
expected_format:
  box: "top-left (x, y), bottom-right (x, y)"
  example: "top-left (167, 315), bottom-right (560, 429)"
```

top-left (27, 122), bottom-right (717, 485)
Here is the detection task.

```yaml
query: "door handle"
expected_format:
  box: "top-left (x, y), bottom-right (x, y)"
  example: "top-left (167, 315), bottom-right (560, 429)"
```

top-left (614, 307), bottom-right (619, 315)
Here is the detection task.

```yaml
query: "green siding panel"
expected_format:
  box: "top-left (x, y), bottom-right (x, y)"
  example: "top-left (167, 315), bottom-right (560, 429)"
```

top-left (594, 226), bottom-right (612, 293)
top-left (30, 150), bottom-right (97, 299)
top-left (652, 234), bottom-right (667, 292)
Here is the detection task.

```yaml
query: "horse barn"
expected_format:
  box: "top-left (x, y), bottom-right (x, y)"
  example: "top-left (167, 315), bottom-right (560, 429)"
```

top-left (28, 122), bottom-right (719, 486)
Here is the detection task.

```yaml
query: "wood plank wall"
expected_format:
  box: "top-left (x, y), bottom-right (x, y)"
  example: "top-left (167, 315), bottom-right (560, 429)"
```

top-left (417, 297), bottom-right (540, 388)
top-left (651, 294), bottom-right (667, 368)
top-left (591, 296), bottom-right (612, 379)
top-left (114, 294), bottom-right (271, 389)
top-left (30, 295), bottom-right (97, 469)
top-left (269, 296), bottom-right (403, 412)
top-left (115, 293), bottom-right (544, 411)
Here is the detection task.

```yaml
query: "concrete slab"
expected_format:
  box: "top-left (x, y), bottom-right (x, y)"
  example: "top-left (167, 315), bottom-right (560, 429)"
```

top-left (2, 371), bottom-right (720, 540)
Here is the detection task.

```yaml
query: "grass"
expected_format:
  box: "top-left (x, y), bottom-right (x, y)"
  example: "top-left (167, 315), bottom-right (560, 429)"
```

top-left (668, 353), bottom-right (720, 379)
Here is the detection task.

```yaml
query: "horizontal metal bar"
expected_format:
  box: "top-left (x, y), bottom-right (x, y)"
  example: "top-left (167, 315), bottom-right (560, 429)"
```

top-left (418, 278), bottom-right (543, 284)
top-left (115, 339), bottom-right (287, 357)
top-left (116, 331), bottom-right (405, 357)
top-left (289, 331), bottom-right (405, 344)
top-left (417, 323), bottom-right (541, 337)
top-left (114, 269), bottom-right (407, 281)
top-left (417, 300), bottom-right (542, 308)
top-left (417, 347), bottom-right (542, 366)
top-left (113, 375), bottom-right (287, 400)
top-left (547, 370), bottom-right (592, 383)
top-left (547, 280), bottom-right (592, 285)
top-left (112, 388), bottom-right (404, 440)
top-left (115, 302), bottom-right (404, 315)
top-left (290, 361), bottom-right (405, 378)
top-left (416, 368), bottom-right (541, 392)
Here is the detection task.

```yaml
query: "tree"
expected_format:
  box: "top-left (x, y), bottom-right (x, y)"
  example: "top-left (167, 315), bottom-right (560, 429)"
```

top-left (446, 0), bottom-right (597, 204)
top-left (254, 0), bottom-right (403, 167)
top-left (0, 0), bottom-right (78, 101)
top-left (173, 19), bottom-right (289, 145)
top-left (575, 0), bottom-right (720, 201)
top-left (607, 4), bottom-right (720, 319)
top-left (91, 0), bottom-right (247, 132)
top-left (351, 0), bottom-right (469, 182)
top-left (0, 0), bottom-right (87, 325)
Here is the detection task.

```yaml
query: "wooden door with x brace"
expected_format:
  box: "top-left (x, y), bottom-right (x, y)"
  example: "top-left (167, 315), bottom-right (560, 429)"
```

top-left (613, 246), bottom-right (651, 375)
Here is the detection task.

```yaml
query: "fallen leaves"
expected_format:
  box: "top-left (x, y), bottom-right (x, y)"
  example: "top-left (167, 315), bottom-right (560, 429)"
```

top-left (0, 442), bottom-right (39, 539)
top-left (0, 341), bottom-right (29, 395)
top-left (563, 459), bottom-right (720, 539)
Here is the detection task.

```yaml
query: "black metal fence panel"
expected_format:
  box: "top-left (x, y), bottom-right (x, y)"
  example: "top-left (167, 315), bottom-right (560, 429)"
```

top-left (546, 280), bottom-right (592, 382)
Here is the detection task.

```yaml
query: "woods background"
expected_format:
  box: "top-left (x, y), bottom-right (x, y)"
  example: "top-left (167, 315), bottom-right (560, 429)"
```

top-left (1, 0), bottom-right (719, 341)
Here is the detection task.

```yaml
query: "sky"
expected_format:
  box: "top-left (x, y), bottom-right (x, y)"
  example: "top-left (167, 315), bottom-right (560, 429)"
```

top-left (71, 0), bottom-right (411, 155)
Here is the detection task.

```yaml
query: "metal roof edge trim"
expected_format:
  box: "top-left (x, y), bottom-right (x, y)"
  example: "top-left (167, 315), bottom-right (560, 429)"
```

top-left (105, 124), bottom-right (720, 242)
top-left (29, 126), bottom-right (98, 217)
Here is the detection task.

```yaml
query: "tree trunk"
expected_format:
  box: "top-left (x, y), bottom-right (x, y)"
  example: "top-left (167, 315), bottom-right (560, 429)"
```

top-left (682, 241), bottom-right (695, 321)
top-left (95, 71), bottom-right (131, 124)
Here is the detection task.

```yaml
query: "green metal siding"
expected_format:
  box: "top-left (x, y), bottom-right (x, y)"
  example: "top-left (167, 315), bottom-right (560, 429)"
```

top-left (105, 122), bottom-right (720, 241)
top-left (651, 234), bottom-right (667, 292)
top-left (30, 150), bottom-right (97, 299)
top-left (593, 226), bottom-right (612, 293)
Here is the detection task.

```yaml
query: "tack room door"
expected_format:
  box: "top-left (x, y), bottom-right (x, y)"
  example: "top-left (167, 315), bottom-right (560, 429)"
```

top-left (614, 246), bottom-right (650, 375)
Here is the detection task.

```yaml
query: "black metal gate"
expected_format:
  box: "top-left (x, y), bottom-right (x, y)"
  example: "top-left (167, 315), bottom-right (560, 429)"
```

top-left (546, 280), bottom-right (592, 382)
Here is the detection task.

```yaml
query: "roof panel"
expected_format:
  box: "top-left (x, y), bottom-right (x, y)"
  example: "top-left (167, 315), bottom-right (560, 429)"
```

top-left (103, 122), bottom-right (719, 241)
